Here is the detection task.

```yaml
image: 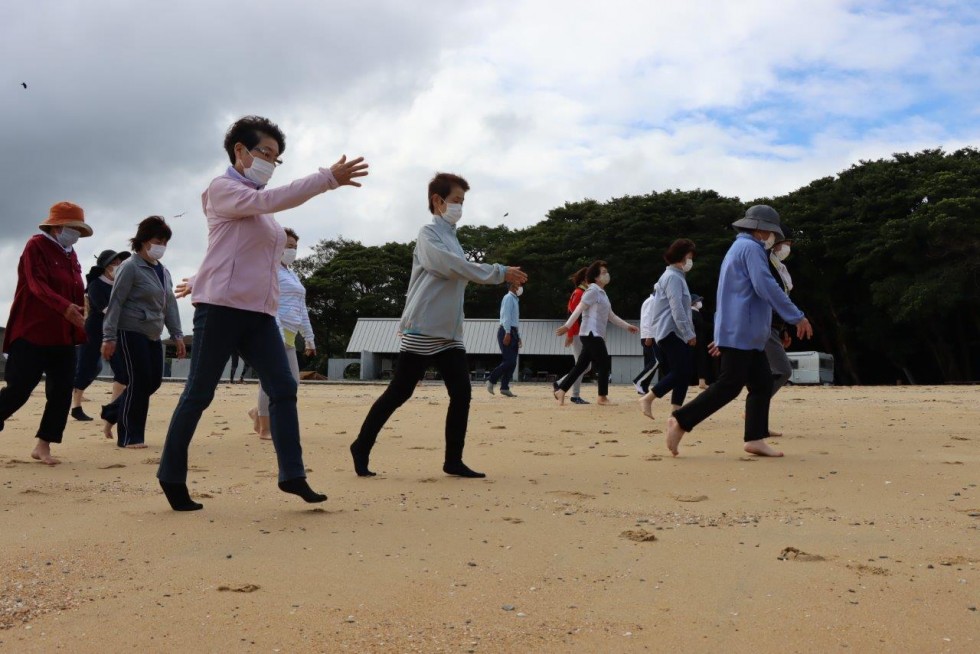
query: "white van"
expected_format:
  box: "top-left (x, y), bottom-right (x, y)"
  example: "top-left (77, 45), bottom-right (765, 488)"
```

top-left (786, 351), bottom-right (834, 385)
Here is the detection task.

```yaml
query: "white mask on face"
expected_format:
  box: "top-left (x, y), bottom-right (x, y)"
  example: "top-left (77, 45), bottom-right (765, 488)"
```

top-left (441, 203), bottom-right (463, 225)
top-left (514, 286), bottom-right (523, 297)
top-left (693, 301), bottom-right (703, 311)
top-left (598, 272), bottom-right (611, 286)
top-left (775, 245), bottom-right (791, 261)
top-left (57, 227), bottom-right (80, 248)
top-left (763, 233), bottom-right (776, 250)
top-left (282, 248), bottom-right (297, 266)
top-left (148, 244), bottom-right (167, 260)
top-left (682, 258), bottom-right (694, 272)
top-left (242, 148), bottom-right (276, 186)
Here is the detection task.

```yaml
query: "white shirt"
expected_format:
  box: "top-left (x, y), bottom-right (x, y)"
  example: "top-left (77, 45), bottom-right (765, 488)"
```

top-left (563, 283), bottom-right (631, 339)
top-left (640, 294), bottom-right (656, 338)
top-left (276, 266), bottom-right (315, 347)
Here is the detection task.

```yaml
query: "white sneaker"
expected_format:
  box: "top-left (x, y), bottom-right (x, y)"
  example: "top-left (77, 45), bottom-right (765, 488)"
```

top-left (486, 381), bottom-right (495, 395)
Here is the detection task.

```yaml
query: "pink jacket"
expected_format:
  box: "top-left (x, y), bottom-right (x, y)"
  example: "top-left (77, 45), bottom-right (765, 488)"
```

top-left (191, 167), bottom-right (339, 316)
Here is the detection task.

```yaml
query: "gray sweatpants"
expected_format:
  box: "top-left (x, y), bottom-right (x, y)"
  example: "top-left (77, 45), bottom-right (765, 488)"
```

top-left (764, 328), bottom-right (793, 397)
top-left (557, 336), bottom-right (590, 398)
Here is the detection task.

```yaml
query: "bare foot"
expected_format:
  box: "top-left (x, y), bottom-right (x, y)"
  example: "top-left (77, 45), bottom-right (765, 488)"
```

top-left (258, 432), bottom-right (272, 441)
top-left (744, 439), bottom-right (784, 457)
top-left (768, 429), bottom-right (783, 437)
top-left (597, 397), bottom-right (615, 406)
top-left (698, 380), bottom-right (708, 390)
top-left (247, 407), bottom-right (260, 434)
top-left (124, 443), bottom-right (148, 449)
top-left (554, 389), bottom-right (566, 406)
top-left (30, 440), bottom-right (61, 465)
top-left (102, 420), bottom-right (114, 439)
top-left (639, 392), bottom-right (654, 418)
top-left (666, 416), bottom-right (686, 457)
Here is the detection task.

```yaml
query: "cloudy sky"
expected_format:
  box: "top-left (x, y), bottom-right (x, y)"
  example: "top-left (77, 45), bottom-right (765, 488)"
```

top-left (2, 0), bottom-right (978, 329)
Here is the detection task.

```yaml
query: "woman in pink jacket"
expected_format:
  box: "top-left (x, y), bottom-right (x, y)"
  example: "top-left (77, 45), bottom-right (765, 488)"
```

top-left (157, 116), bottom-right (368, 511)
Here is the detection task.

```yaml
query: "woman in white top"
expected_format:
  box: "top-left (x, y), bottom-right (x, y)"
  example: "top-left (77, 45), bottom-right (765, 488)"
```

top-left (554, 260), bottom-right (638, 405)
top-left (249, 228), bottom-right (316, 439)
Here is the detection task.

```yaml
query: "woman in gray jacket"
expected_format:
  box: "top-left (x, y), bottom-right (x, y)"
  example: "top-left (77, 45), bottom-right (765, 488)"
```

top-left (101, 216), bottom-right (184, 448)
top-left (350, 173), bottom-right (527, 478)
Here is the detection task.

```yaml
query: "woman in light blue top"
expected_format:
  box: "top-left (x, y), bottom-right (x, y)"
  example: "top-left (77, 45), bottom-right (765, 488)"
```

top-left (640, 239), bottom-right (697, 419)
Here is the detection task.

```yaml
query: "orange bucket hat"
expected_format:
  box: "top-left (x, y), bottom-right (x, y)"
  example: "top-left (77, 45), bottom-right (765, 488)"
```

top-left (39, 201), bottom-right (93, 237)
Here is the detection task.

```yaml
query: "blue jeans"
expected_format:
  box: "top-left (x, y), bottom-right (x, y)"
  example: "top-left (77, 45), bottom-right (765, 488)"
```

top-left (488, 326), bottom-right (519, 390)
top-left (101, 330), bottom-right (162, 447)
top-left (157, 304), bottom-right (305, 483)
top-left (652, 332), bottom-right (694, 406)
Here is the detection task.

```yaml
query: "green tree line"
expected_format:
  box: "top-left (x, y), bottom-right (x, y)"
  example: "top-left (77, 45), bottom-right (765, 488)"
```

top-left (295, 148), bottom-right (980, 384)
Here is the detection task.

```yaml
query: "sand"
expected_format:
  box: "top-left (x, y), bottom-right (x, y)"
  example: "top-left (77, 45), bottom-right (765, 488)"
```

top-left (0, 380), bottom-right (977, 652)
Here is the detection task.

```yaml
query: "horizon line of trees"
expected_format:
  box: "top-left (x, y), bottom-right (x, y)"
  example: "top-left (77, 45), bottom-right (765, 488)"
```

top-left (294, 148), bottom-right (980, 385)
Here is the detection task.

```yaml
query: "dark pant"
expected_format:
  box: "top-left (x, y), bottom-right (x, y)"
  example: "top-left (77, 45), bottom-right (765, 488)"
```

top-left (634, 339), bottom-right (659, 392)
top-left (652, 333), bottom-right (694, 406)
top-left (488, 327), bottom-right (519, 390)
top-left (158, 304), bottom-right (304, 484)
top-left (74, 337), bottom-right (127, 389)
top-left (353, 348), bottom-right (471, 464)
top-left (101, 331), bottom-right (163, 447)
top-left (764, 328), bottom-right (793, 397)
top-left (0, 339), bottom-right (75, 443)
top-left (672, 347), bottom-right (773, 442)
top-left (559, 334), bottom-right (609, 397)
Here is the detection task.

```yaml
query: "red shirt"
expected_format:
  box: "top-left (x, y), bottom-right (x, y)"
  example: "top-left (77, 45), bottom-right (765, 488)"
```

top-left (567, 285), bottom-right (587, 338)
top-left (3, 235), bottom-right (86, 351)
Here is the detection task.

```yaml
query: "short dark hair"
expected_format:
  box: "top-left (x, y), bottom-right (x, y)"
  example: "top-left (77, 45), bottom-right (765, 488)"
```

top-left (585, 260), bottom-right (608, 284)
top-left (284, 227), bottom-right (299, 242)
top-left (223, 116), bottom-right (286, 164)
top-left (664, 238), bottom-right (696, 264)
top-left (569, 266), bottom-right (588, 286)
top-left (130, 216), bottom-right (172, 252)
top-left (427, 172), bottom-right (470, 213)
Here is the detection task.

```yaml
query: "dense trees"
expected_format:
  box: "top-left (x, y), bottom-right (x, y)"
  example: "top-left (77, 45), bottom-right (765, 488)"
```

top-left (296, 149), bottom-right (980, 384)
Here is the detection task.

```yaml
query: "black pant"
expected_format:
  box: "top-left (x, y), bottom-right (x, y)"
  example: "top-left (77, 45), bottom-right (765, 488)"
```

top-left (652, 333), bottom-right (694, 406)
top-left (672, 347), bottom-right (773, 442)
top-left (0, 339), bottom-right (75, 443)
top-left (488, 326), bottom-right (519, 390)
top-left (354, 348), bottom-right (471, 464)
top-left (101, 331), bottom-right (163, 447)
top-left (559, 334), bottom-right (609, 397)
top-left (634, 338), bottom-right (658, 393)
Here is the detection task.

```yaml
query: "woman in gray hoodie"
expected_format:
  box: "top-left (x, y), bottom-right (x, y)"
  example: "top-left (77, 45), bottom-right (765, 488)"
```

top-left (349, 172), bottom-right (527, 479)
top-left (101, 216), bottom-right (184, 448)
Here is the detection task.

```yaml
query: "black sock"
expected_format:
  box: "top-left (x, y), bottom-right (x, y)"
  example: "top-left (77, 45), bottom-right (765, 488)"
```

top-left (349, 441), bottom-right (376, 477)
top-left (278, 478), bottom-right (327, 503)
top-left (159, 480), bottom-right (204, 511)
top-left (71, 407), bottom-right (93, 421)
top-left (443, 461), bottom-right (486, 478)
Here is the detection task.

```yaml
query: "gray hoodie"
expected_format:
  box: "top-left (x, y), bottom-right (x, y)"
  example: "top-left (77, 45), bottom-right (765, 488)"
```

top-left (103, 255), bottom-right (182, 342)
top-left (399, 216), bottom-right (507, 341)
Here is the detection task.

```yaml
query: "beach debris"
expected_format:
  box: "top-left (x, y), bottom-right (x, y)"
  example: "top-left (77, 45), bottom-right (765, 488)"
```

top-left (778, 547), bottom-right (825, 562)
top-left (501, 604), bottom-right (516, 611)
top-left (620, 529), bottom-right (658, 542)
top-left (673, 494), bottom-right (708, 502)
top-left (216, 584), bottom-right (259, 593)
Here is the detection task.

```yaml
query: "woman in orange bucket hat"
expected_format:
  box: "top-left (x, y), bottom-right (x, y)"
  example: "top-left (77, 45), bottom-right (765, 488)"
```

top-left (0, 202), bottom-right (92, 464)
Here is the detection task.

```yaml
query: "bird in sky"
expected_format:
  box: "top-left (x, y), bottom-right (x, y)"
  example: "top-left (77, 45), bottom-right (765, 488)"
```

top-left (503, 212), bottom-right (509, 217)
top-left (173, 211), bottom-right (187, 218)
top-left (21, 82), bottom-right (27, 89)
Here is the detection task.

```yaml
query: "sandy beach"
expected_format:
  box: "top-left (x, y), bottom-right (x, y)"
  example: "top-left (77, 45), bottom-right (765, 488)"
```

top-left (0, 380), bottom-right (977, 652)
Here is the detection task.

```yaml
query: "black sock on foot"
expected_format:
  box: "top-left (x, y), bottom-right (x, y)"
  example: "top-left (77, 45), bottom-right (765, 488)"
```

top-left (349, 441), bottom-right (376, 477)
top-left (159, 480), bottom-right (204, 511)
top-left (443, 462), bottom-right (486, 478)
top-left (71, 406), bottom-right (93, 421)
top-left (278, 478), bottom-right (327, 503)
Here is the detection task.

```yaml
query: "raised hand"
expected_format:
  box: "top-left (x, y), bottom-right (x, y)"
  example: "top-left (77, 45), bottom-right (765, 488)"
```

top-left (504, 267), bottom-right (528, 284)
top-left (330, 155), bottom-right (369, 187)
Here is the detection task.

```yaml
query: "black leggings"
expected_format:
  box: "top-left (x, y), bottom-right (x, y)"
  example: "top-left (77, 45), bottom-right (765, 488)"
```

top-left (353, 348), bottom-right (472, 464)
top-left (559, 334), bottom-right (609, 397)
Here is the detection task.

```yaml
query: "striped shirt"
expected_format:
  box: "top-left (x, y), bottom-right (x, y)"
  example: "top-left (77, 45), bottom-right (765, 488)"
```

top-left (400, 333), bottom-right (464, 355)
top-left (276, 266), bottom-right (315, 347)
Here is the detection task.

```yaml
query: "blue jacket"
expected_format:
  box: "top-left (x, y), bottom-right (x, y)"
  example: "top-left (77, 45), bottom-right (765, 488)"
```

top-left (499, 292), bottom-right (520, 334)
top-left (714, 234), bottom-right (804, 351)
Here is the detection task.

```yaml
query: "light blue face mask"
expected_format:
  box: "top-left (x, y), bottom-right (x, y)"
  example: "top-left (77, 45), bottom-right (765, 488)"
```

top-left (57, 227), bottom-right (81, 248)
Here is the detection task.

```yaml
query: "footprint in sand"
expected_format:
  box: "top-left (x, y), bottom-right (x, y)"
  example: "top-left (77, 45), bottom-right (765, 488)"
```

top-left (4, 459), bottom-right (34, 467)
top-left (641, 429), bottom-right (663, 434)
top-left (20, 488), bottom-right (46, 495)
top-left (847, 563), bottom-right (889, 576)
top-left (547, 490), bottom-right (595, 500)
top-left (502, 517), bottom-right (524, 524)
top-left (533, 452), bottom-right (555, 456)
top-left (142, 457), bottom-right (161, 465)
top-left (672, 494), bottom-right (709, 503)
top-left (99, 463), bottom-right (126, 469)
top-left (489, 426), bottom-right (506, 430)
top-left (644, 454), bottom-right (663, 462)
top-left (620, 529), bottom-right (657, 542)
top-left (778, 546), bottom-right (826, 562)
top-left (217, 584), bottom-right (260, 593)
top-left (737, 457), bottom-right (758, 462)
top-left (419, 478), bottom-right (438, 483)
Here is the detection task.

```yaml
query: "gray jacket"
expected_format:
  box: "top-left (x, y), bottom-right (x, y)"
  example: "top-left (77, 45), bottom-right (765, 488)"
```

top-left (399, 216), bottom-right (507, 341)
top-left (103, 255), bottom-right (182, 342)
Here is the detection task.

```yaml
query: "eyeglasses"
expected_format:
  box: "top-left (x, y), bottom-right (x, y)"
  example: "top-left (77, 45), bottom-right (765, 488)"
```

top-left (250, 146), bottom-right (283, 166)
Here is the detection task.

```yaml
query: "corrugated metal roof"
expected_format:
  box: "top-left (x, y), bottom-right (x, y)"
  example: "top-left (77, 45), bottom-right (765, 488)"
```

top-left (347, 318), bottom-right (642, 356)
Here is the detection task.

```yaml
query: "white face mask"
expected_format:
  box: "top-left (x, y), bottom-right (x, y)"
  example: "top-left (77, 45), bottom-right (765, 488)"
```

top-left (775, 245), bottom-right (791, 261)
top-left (598, 272), bottom-right (610, 286)
top-left (282, 248), bottom-right (298, 266)
top-left (441, 203), bottom-right (463, 225)
top-left (514, 286), bottom-right (523, 297)
top-left (57, 227), bottom-right (80, 248)
top-left (682, 258), bottom-right (694, 272)
top-left (242, 149), bottom-right (276, 186)
top-left (148, 244), bottom-right (167, 260)
top-left (693, 301), bottom-right (703, 311)
top-left (763, 233), bottom-right (776, 250)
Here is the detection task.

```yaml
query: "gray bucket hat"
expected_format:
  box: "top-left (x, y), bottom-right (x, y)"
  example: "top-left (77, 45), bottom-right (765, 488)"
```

top-left (731, 205), bottom-right (784, 239)
top-left (95, 249), bottom-right (130, 270)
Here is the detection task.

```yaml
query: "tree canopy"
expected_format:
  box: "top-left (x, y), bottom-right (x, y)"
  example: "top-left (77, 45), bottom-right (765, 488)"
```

top-left (295, 148), bottom-right (980, 384)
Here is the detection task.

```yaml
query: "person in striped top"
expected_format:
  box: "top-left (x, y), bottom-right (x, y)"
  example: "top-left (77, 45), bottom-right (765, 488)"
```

top-left (350, 173), bottom-right (528, 479)
top-left (249, 228), bottom-right (316, 440)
